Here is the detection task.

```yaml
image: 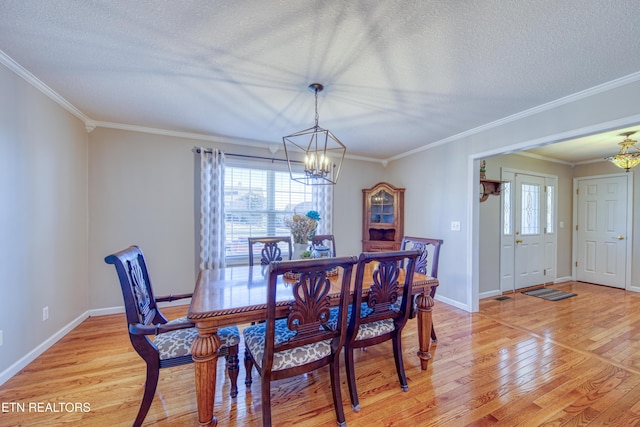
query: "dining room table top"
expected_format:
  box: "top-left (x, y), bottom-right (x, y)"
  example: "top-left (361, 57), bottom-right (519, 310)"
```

top-left (188, 262), bottom-right (437, 325)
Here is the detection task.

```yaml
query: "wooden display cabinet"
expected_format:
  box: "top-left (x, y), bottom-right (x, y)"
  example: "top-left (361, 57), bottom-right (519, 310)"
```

top-left (362, 182), bottom-right (405, 252)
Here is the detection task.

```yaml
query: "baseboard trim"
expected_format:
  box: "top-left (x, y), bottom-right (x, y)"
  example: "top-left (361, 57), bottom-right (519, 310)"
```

top-left (554, 276), bottom-right (573, 284)
top-left (0, 300), bottom-right (193, 387)
top-left (88, 306), bottom-right (124, 317)
top-left (435, 294), bottom-right (470, 312)
top-left (0, 311), bottom-right (89, 387)
top-left (479, 290), bottom-right (502, 300)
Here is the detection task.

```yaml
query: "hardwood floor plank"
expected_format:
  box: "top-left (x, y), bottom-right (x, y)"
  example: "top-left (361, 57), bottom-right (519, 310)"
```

top-left (4, 282), bottom-right (640, 426)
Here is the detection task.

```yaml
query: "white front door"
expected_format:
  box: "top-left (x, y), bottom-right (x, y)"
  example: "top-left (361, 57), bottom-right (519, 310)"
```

top-left (500, 170), bottom-right (557, 293)
top-left (514, 173), bottom-right (546, 289)
top-left (575, 175), bottom-right (628, 288)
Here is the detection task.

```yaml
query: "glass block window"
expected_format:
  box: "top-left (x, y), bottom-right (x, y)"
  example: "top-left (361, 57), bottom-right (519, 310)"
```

top-left (521, 183), bottom-right (540, 235)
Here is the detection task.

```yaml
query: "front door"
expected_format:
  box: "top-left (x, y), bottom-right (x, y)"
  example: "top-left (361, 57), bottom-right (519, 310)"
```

top-left (514, 173), bottom-right (546, 289)
top-left (575, 175), bottom-right (628, 288)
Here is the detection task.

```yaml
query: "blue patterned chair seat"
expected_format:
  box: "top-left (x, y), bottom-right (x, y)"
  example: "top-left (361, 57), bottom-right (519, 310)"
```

top-left (243, 319), bottom-right (332, 371)
top-left (243, 319), bottom-right (331, 371)
top-left (154, 317), bottom-right (240, 361)
top-left (327, 305), bottom-right (396, 341)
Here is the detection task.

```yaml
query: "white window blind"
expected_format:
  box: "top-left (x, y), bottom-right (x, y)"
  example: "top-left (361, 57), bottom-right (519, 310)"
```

top-left (224, 158), bottom-right (314, 263)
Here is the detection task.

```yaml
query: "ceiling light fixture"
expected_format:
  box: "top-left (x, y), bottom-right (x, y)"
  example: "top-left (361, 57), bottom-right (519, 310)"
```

top-left (605, 131), bottom-right (640, 172)
top-left (282, 83), bottom-right (346, 185)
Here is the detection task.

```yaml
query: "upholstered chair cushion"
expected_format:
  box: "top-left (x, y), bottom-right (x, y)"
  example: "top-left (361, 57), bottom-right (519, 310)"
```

top-left (390, 297), bottom-right (414, 311)
top-left (154, 318), bottom-right (240, 361)
top-left (327, 305), bottom-right (395, 341)
top-left (351, 318), bottom-right (395, 341)
top-left (243, 320), bottom-right (332, 371)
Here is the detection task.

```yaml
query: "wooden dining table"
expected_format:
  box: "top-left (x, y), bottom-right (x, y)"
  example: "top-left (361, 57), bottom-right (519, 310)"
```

top-left (187, 262), bottom-right (438, 427)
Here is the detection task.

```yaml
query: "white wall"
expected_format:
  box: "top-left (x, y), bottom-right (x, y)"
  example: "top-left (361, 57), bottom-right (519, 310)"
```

top-left (0, 64), bottom-right (89, 378)
top-left (3, 56), bottom-right (640, 385)
top-left (478, 154), bottom-right (574, 296)
top-left (88, 128), bottom-right (386, 310)
top-left (388, 78), bottom-right (640, 311)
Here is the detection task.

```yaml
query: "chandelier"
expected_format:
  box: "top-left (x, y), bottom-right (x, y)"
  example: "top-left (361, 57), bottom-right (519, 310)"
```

top-left (605, 131), bottom-right (640, 172)
top-left (282, 83), bottom-right (346, 185)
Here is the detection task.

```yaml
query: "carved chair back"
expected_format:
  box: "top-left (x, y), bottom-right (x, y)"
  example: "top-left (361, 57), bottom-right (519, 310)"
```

top-left (310, 234), bottom-right (337, 257)
top-left (400, 236), bottom-right (443, 278)
top-left (105, 246), bottom-right (168, 349)
top-left (349, 250), bottom-right (420, 343)
top-left (400, 236), bottom-right (443, 341)
top-left (248, 236), bottom-right (293, 266)
top-left (265, 257), bottom-right (356, 370)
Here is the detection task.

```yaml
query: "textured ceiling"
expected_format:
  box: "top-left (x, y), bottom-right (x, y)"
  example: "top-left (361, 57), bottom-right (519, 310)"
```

top-left (1, 0), bottom-right (640, 161)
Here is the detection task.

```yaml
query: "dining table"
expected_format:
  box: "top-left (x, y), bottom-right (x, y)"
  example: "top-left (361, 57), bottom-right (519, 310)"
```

top-left (187, 262), bottom-right (438, 427)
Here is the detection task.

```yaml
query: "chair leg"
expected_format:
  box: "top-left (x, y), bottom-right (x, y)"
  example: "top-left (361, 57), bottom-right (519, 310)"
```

top-left (392, 334), bottom-right (408, 392)
top-left (329, 358), bottom-right (347, 427)
top-left (431, 324), bottom-right (437, 343)
top-left (344, 345), bottom-right (360, 412)
top-left (409, 295), bottom-right (418, 319)
top-left (261, 375), bottom-right (272, 427)
top-left (134, 360), bottom-right (160, 427)
top-left (244, 348), bottom-right (253, 386)
top-left (225, 345), bottom-right (239, 398)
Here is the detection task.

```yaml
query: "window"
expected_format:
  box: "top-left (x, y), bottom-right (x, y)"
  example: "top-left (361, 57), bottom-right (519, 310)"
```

top-left (224, 159), bottom-right (314, 263)
top-left (502, 181), bottom-right (512, 235)
top-left (546, 185), bottom-right (554, 234)
top-left (520, 183), bottom-right (540, 235)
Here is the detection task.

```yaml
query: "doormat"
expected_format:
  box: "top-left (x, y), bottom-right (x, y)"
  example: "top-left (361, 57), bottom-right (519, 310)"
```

top-left (521, 288), bottom-right (576, 301)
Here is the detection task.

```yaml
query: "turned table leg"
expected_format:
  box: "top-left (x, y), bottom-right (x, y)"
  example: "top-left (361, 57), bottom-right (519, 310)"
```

top-left (415, 292), bottom-right (435, 370)
top-left (191, 326), bottom-right (220, 427)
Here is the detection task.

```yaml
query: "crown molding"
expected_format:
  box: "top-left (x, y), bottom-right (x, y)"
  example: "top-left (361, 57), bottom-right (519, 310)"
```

top-left (386, 71), bottom-right (640, 163)
top-left (94, 121), bottom-right (385, 164)
top-left (6, 46), bottom-right (636, 166)
top-left (514, 151), bottom-right (575, 166)
top-left (0, 49), bottom-right (94, 127)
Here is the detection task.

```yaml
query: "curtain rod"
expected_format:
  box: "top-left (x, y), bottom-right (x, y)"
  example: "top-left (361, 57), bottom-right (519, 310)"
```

top-left (194, 147), bottom-right (303, 164)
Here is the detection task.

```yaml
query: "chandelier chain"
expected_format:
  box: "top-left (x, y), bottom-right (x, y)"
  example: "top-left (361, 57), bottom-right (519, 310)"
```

top-left (314, 87), bottom-right (319, 128)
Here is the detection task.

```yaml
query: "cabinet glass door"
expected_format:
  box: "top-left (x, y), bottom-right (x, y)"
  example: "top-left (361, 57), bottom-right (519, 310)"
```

top-left (370, 190), bottom-right (394, 224)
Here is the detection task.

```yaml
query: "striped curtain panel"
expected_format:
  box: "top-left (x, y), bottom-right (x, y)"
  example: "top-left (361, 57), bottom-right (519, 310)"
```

top-left (312, 184), bottom-right (333, 236)
top-left (197, 148), bottom-right (226, 270)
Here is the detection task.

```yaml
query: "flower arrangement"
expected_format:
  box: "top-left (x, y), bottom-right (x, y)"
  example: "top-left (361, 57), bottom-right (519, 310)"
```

top-left (284, 210), bottom-right (320, 244)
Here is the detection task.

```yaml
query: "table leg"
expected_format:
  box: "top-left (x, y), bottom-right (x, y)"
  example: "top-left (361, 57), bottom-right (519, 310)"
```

top-left (191, 326), bottom-right (220, 426)
top-left (415, 292), bottom-right (435, 370)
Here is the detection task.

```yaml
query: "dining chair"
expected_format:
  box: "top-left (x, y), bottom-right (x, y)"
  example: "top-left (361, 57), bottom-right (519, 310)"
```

top-left (248, 236), bottom-right (293, 266)
top-left (342, 250), bottom-right (419, 412)
top-left (400, 236), bottom-right (444, 341)
top-left (311, 234), bottom-right (337, 257)
top-left (105, 245), bottom-right (241, 427)
top-left (243, 256), bottom-right (358, 427)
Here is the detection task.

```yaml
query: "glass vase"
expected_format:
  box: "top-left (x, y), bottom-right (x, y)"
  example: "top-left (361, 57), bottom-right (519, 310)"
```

top-left (293, 242), bottom-right (309, 259)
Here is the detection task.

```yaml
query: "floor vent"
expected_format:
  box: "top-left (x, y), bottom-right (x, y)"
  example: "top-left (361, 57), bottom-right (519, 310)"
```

top-left (494, 296), bottom-right (512, 301)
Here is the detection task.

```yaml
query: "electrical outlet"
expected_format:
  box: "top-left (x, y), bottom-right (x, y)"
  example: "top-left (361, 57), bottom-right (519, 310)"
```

top-left (0, 330), bottom-right (3, 347)
top-left (43, 306), bottom-right (49, 321)
top-left (451, 221), bottom-right (461, 231)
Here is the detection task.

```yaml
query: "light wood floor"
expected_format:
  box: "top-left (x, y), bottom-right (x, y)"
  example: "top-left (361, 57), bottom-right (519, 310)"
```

top-left (3, 281), bottom-right (640, 426)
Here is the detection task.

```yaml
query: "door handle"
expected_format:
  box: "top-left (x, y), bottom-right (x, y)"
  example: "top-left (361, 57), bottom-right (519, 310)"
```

top-left (515, 239), bottom-right (523, 244)
top-left (614, 236), bottom-right (625, 240)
